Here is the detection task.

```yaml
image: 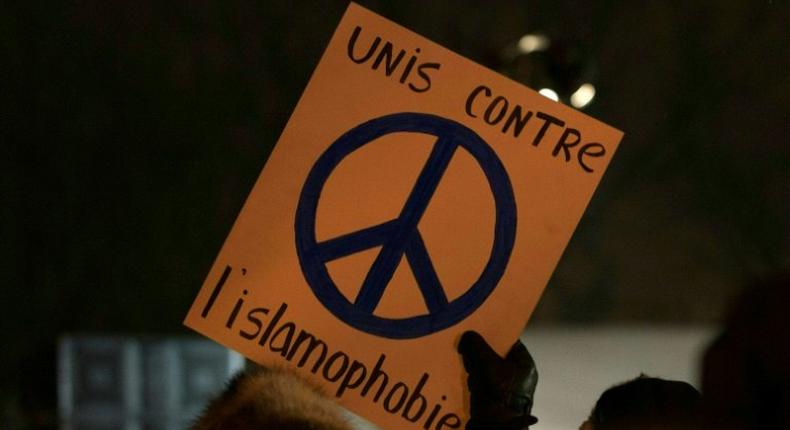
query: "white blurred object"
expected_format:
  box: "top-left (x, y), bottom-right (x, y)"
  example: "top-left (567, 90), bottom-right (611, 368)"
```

top-left (58, 336), bottom-right (245, 430)
top-left (523, 325), bottom-right (713, 430)
top-left (517, 34), bottom-right (551, 54)
top-left (58, 328), bottom-right (711, 430)
top-left (345, 325), bottom-right (713, 430)
top-left (570, 83), bottom-right (596, 109)
top-left (538, 88), bottom-right (560, 102)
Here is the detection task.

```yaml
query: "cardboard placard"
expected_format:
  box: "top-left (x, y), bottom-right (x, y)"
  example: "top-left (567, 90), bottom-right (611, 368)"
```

top-left (184, 3), bottom-right (623, 429)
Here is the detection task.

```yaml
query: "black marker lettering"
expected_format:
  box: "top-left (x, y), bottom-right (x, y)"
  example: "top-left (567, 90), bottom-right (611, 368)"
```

top-left (372, 42), bottom-right (406, 76)
top-left (336, 360), bottom-right (368, 398)
top-left (423, 396), bottom-right (446, 429)
top-left (347, 26), bottom-right (380, 63)
top-left (323, 351), bottom-right (350, 382)
top-left (239, 307), bottom-right (269, 340)
top-left (532, 112), bottom-right (565, 147)
top-left (228, 299), bottom-right (466, 429)
top-left (269, 322), bottom-right (296, 356)
top-left (399, 48), bottom-right (421, 83)
top-left (578, 143), bottom-right (606, 173)
top-left (553, 127), bottom-right (581, 161)
top-left (402, 373), bottom-right (429, 422)
top-left (361, 354), bottom-right (390, 402)
top-left (225, 289), bottom-right (247, 328)
top-left (384, 382), bottom-right (409, 413)
top-left (287, 330), bottom-right (329, 373)
top-left (465, 85), bottom-right (491, 118)
top-left (409, 62), bottom-right (440, 93)
top-left (484, 96), bottom-right (509, 125)
top-left (258, 302), bottom-right (287, 346)
top-left (436, 413), bottom-right (462, 429)
top-left (502, 105), bottom-right (533, 138)
top-left (201, 265), bottom-right (232, 318)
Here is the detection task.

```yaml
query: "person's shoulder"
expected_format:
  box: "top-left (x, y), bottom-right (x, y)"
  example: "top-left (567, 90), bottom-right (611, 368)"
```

top-left (192, 366), bottom-right (354, 430)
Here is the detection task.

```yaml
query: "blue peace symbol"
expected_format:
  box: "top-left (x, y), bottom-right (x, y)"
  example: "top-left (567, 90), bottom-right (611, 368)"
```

top-left (295, 112), bottom-right (516, 339)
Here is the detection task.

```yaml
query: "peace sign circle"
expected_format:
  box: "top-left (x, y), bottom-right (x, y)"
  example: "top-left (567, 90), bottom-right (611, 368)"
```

top-left (295, 112), bottom-right (516, 339)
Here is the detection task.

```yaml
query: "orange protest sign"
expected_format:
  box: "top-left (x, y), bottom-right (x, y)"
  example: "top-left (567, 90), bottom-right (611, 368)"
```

top-left (184, 3), bottom-right (623, 429)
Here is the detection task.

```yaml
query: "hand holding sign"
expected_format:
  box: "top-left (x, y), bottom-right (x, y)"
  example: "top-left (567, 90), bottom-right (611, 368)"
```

top-left (459, 331), bottom-right (539, 429)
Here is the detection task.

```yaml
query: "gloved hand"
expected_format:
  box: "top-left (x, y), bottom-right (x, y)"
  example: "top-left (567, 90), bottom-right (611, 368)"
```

top-left (457, 331), bottom-right (538, 430)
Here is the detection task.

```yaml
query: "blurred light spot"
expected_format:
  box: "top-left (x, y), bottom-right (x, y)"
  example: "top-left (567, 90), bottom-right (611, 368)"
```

top-left (570, 83), bottom-right (596, 109)
top-left (539, 88), bottom-right (559, 102)
top-left (517, 34), bottom-right (550, 54)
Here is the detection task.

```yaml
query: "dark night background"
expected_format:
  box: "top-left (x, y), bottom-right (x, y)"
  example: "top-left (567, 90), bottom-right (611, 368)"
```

top-left (2, 1), bottom-right (789, 428)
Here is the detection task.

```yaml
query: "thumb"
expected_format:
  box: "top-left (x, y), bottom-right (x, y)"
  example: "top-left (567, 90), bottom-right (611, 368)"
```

top-left (505, 339), bottom-right (535, 368)
top-left (458, 331), bottom-right (501, 372)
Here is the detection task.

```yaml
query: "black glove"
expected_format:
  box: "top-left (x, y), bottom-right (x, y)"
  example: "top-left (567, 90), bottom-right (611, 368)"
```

top-left (458, 331), bottom-right (538, 430)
